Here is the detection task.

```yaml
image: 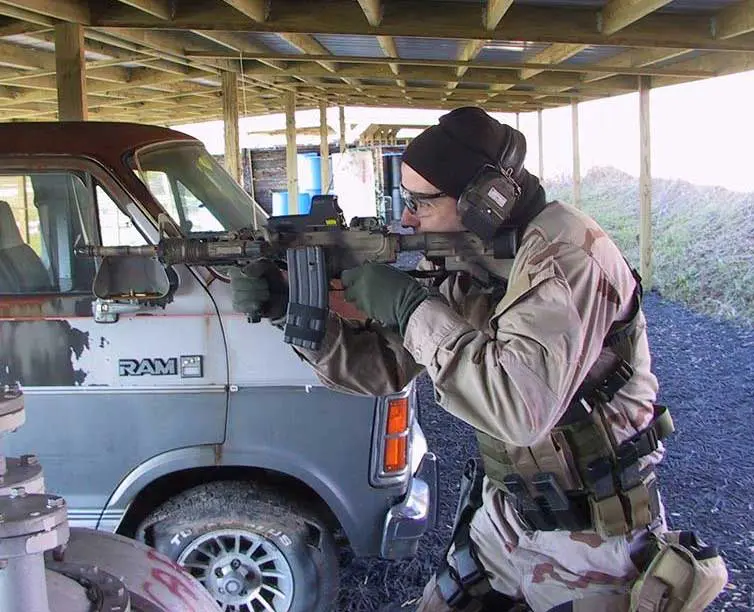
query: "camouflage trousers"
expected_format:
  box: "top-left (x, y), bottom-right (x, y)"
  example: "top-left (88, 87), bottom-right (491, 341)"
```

top-left (416, 479), bottom-right (663, 612)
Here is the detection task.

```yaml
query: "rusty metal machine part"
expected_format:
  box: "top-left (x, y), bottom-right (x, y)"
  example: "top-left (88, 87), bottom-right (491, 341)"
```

top-left (0, 387), bottom-right (219, 612)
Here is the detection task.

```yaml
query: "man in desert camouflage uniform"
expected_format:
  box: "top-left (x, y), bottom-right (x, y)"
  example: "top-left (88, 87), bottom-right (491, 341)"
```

top-left (230, 107), bottom-right (677, 612)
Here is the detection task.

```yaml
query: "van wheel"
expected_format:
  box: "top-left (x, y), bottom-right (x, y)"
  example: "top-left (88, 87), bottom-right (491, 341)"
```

top-left (136, 481), bottom-right (338, 612)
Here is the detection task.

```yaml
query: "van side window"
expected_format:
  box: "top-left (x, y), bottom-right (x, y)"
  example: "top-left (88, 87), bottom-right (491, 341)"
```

top-left (0, 172), bottom-right (98, 295)
top-left (95, 184), bottom-right (147, 247)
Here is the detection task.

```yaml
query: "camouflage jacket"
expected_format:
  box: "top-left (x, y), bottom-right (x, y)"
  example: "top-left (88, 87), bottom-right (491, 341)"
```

top-left (296, 200), bottom-right (659, 453)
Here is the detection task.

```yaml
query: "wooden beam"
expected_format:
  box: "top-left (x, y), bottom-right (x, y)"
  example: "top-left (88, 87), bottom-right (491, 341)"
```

top-left (520, 43), bottom-right (586, 80)
top-left (183, 50), bottom-right (717, 80)
top-left (192, 31), bottom-right (286, 70)
top-left (639, 76), bottom-right (652, 287)
top-left (319, 99), bottom-right (331, 193)
top-left (222, 71), bottom-right (240, 182)
top-left (0, 39), bottom-right (56, 70)
top-left (55, 22), bottom-right (87, 121)
top-left (90, 2), bottom-right (754, 52)
top-left (571, 101), bottom-right (580, 207)
top-left (0, 5), bottom-right (54, 26)
top-left (485, 0), bottom-right (514, 30)
top-left (454, 40), bottom-right (486, 81)
top-left (220, 0), bottom-right (267, 22)
top-left (650, 50), bottom-right (754, 86)
top-left (581, 47), bottom-right (692, 82)
top-left (250, 64), bottom-right (642, 95)
top-left (715, 0), bottom-right (754, 40)
top-left (339, 104), bottom-right (346, 153)
top-left (117, 0), bottom-right (174, 19)
top-left (0, 0), bottom-right (90, 24)
top-left (537, 109), bottom-right (544, 180)
top-left (7, 67), bottom-right (210, 106)
top-left (376, 35), bottom-right (405, 88)
top-left (276, 33), bottom-right (339, 76)
top-left (285, 91), bottom-right (299, 213)
top-left (600, 0), bottom-right (674, 36)
top-left (357, 0), bottom-right (382, 26)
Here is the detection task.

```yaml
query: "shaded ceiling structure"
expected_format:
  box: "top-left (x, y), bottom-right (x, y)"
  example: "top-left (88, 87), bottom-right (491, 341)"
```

top-left (0, 0), bottom-right (753, 124)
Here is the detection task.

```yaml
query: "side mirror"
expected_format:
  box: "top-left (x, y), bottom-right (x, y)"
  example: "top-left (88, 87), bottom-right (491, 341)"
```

top-left (92, 255), bottom-right (172, 323)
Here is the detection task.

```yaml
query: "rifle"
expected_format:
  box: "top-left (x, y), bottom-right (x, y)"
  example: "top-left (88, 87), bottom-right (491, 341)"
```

top-left (77, 195), bottom-right (516, 350)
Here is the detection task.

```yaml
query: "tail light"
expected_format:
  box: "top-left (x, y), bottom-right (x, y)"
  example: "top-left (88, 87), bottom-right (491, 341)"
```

top-left (384, 397), bottom-right (409, 473)
top-left (371, 386), bottom-right (415, 487)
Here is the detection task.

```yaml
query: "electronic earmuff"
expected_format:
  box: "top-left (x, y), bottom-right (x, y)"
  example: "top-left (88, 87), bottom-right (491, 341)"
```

top-left (455, 126), bottom-right (528, 255)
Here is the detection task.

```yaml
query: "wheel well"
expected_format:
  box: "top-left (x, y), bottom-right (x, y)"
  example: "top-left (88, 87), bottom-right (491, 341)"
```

top-left (116, 466), bottom-right (344, 544)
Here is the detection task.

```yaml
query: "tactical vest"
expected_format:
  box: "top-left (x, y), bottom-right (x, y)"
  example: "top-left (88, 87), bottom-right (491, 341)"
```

top-left (476, 269), bottom-right (675, 538)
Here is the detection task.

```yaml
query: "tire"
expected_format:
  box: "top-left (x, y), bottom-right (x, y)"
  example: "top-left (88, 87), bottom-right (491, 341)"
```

top-left (136, 481), bottom-right (339, 612)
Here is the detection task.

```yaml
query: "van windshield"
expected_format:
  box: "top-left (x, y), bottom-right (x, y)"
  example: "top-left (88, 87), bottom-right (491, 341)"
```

top-left (131, 142), bottom-right (266, 235)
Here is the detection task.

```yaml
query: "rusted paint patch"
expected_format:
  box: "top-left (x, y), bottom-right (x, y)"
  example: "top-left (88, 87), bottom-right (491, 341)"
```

top-left (0, 320), bottom-right (89, 386)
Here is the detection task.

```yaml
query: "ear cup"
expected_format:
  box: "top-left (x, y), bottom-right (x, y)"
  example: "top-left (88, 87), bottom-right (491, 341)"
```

top-left (457, 165), bottom-right (522, 241)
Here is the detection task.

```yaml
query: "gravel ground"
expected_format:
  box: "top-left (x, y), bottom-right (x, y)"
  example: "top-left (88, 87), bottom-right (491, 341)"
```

top-left (336, 291), bottom-right (754, 611)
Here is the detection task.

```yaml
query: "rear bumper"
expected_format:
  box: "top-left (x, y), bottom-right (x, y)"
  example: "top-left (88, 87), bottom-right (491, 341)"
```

top-left (379, 451), bottom-right (438, 559)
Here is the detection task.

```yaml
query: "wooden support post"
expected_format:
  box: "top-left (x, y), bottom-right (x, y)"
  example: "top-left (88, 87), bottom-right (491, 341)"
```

top-left (571, 101), bottom-right (581, 207)
top-left (338, 105), bottom-right (346, 154)
top-left (515, 112), bottom-right (520, 130)
top-left (537, 109), bottom-right (544, 180)
top-left (285, 91), bottom-right (299, 214)
top-left (55, 22), bottom-right (87, 121)
top-left (222, 71), bottom-right (240, 183)
top-left (639, 76), bottom-right (653, 288)
top-left (319, 99), bottom-right (330, 193)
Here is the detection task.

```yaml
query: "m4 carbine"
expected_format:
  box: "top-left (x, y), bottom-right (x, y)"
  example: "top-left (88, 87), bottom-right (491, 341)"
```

top-left (78, 195), bottom-right (516, 350)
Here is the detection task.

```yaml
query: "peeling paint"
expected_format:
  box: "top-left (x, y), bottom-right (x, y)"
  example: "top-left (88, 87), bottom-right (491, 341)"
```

top-left (0, 320), bottom-right (89, 386)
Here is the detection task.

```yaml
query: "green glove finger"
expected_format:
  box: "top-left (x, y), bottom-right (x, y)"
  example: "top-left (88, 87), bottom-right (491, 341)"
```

top-left (340, 266), bottom-right (362, 288)
top-left (343, 285), bottom-right (363, 307)
top-left (242, 259), bottom-right (272, 278)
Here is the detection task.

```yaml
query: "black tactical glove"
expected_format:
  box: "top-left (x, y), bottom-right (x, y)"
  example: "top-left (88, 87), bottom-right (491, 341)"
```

top-left (229, 259), bottom-right (288, 322)
top-left (341, 263), bottom-right (428, 334)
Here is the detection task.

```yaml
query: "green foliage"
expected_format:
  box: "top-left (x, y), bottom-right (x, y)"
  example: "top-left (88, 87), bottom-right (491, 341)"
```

top-left (545, 168), bottom-right (754, 324)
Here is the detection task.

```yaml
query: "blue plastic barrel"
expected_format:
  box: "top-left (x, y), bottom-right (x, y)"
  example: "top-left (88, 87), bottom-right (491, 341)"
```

top-left (272, 191), bottom-right (288, 216)
top-left (298, 154), bottom-right (322, 195)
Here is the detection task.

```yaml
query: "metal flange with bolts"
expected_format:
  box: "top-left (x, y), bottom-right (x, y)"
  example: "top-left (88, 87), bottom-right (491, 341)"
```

top-left (0, 385), bottom-right (220, 612)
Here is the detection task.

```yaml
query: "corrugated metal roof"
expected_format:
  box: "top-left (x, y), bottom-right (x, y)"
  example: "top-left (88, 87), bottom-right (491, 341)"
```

top-left (561, 46), bottom-right (626, 65)
top-left (246, 33), bottom-right (304, 55)
top-left (314, 34), bottom-right (385, 58)
top-left (659, 0), bottom-right (739, 12)
top-left (5, 33), bottom-right (113, 61)
top-left (394, 37), bottom-right (464, 61)
top-left (477, 42), bottom-right (550, 65)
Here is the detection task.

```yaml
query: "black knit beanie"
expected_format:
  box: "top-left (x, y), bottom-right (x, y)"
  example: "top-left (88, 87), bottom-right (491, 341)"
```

top-left (402, 107), bottom-right (515, 198)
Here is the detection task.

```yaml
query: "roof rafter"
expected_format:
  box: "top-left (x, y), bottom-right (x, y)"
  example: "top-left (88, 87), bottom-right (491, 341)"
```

top-left (89, 2), bottom-right (754, 52)
top-left (715, 0), bottom-right (754, 40)
top-left (192, 30), bottom-right (287, 70)
top-left (376, 35), bottom-right (406, 90)
top-left (485, 0), bottom-right (514, 30)
top-left (0, 0), bottom-right (90, 24)
top-left (278, 33), bottom-right (338, 73)
top-left (520, 43), bottom-right (586, 80)
top-left (183, 50), bottom-right (717, 79)
top-left (219, 0), bottom-right (268, 22)
top-left (356, 0), bottom-right (382, 27)
top-left (600, 0), bottom-right (675, 36)
top-left (580, 47), bottom-right (692, 82)
top-left (116, 0), bottom-right (174, 20)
